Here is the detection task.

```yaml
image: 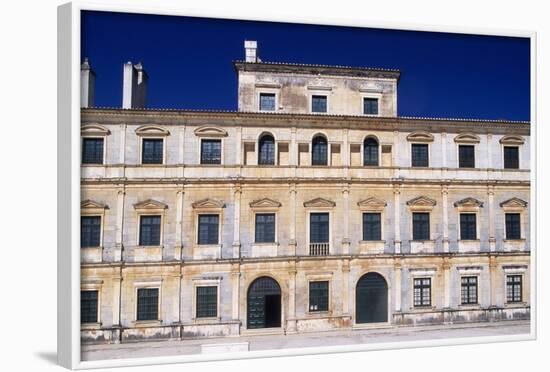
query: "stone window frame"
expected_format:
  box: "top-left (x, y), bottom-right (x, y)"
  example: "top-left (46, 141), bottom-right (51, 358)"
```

top-left (256, 131), bottom-right (278, 166)
top-left (407, 131), bottom-right (434, 168)
top-left (310, 132), bottom-right (331, 166)
top-left (249, 198), bottom-right (281, 246)
top-left (499, 135), bottom-right (525, 170)
top-left (454, 197), bottom-right (483, 242)
top-left (192, 198), bottom-right (225, 247)
top-left (194, 126), bottom-right (228, 165)
top-left (135, 125), bottom-right (170, 165)
top-left (500, 198), bottom-right (528, 242)
top-left (191, 277), bottom-right (222, 323)
top-left (256, 86), bottom-right (280, 112)
top-left (454, 133), bottom-right (480, 169)
top-left (133, 199), bottom-right (168, 248)
top-left (307, 86), bottom-right (332, 114)
top-left (133, 280), bottom-right (163, 326)
top-left (360, 91), bottom-right (382, 117)
top-left (304, 198), bottom-right (336, 255)
top-left (502, 265), bottom-right (528, 306)
top-left (81, 124), bottom-right (111, 165)
top-left (357, 197), bottom-right (387, 243)
top-left (80, 200), bottom-right (108, 250)
top-left (305, 272), bottom-right (333, 315)
top-left (361, 134), bottom-right (382, 167)
top-left (406, 196), bottom-right (437, 243)
top-left (80, 279), bottom-right (103, 329)
top-left (409, 268), bottom-right (437, 310)
top-left (456, 266), bottom-right (483, 308)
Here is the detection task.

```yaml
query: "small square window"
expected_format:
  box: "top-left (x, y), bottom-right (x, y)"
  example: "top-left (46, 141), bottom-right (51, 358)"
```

top-left (142, 139), bottom-right (164, 164)
top-left (201, 139), bottom-right (222, 164)
top-left (139, 215), bottom-right (161, 246)
top-left (413, 278), bottom-right (431, 307)
top-left (198, 214), bottom-right (219, 245)
top-left (458, 145), bottom-right (475, 168)
top-left (196, 286), bottom-right (218, 318)
top-left (81, 290), bottom-right (98, 323)
top-left (412, 212), bottom-right (430, 240)
top-left (411, 144), bottom-right (429, 167)
top-left (363, 97), bottom-right (379, 115)
top-left (504, 146), bottom-right (519, 169)
top-left (362, 213), bottom-right (381, 241)
top-left (506, 275), bottom-right (522, 303)
top-left (505, 213), bottom-right (521, 240)
top-left (255, 213), bottom-right (276, 243)
top-left (136, 288), bottom-right (159, 321)
top-left (81, 216), bottom-right (101, 248)
top-left (311, 95), bottom-right (327, 113)
top-left (309, 281), bottom-right (329, 312)
top-left (259, 93), bottom-right (276, 111)
top-left (460, 213), bottom-right (477, 240)
top-left (82, 138), bottom-right (104, 164)
top-left (461, 276), bottom-right (478, 305)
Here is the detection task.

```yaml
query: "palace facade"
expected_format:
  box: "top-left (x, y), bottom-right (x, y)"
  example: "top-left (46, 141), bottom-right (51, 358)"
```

top-left (80, 41), bottom-right (530, 345)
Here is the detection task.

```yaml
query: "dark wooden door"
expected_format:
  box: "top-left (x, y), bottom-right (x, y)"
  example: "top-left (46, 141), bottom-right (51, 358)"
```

top-left (247, 277), bottom-right (281, 329)
top-left (356, 272), bottom-right (388, 324)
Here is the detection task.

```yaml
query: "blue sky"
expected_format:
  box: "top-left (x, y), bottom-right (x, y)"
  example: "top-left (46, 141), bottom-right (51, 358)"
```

top-left (81, 11), bottom-right (530, 121)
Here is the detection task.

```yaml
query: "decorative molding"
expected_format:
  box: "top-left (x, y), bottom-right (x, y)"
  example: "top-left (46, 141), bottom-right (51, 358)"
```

top-left (357, 197), bottom-right (387, 210)
top-left (303, 197), bottom-right (336, 208)
top-left (81, 199), bottom-right (109, 210)
top-left (453, 197), bottom-right (484, 208)
top-left (454, 133), bottom-right (480, 144)
top-left (406, 196), bottom-right (437, 208)
top-left (500, 197), bottom-right (528, 209)
top-left (249, 198), bottom-right (282, 209)
top-left (194, 126), bottom-right (228, 137)
top-left (406, 131), bottom-right (434, 143)
top-left (135, 125), bottom-right (170, 137)
top-left (192, 198), bottom-right (225, 209)
top-left (307, 85), bottom-right (333, 91)
top-left (133, 199), bottom-right (168, 210)
top-left (500, 135), bottom-right (525, 145)
top-left (81, 124), bottom-right (111, 136)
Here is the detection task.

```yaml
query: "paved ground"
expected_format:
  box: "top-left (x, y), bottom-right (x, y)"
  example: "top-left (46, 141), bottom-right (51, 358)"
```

top-left (81, 321), bottom-right (530, 361)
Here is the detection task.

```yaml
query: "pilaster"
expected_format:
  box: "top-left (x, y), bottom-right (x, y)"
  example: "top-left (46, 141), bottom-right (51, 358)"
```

top-left (232, 184), bottom-right (242, 258)
top-left (289, 183), bottom-right (297, 256)
top-left (441, 184), bottom-right (450, 253)
top-left (393, 184), bottom-right (401, 254)
top-left (342, 183), bottom-right (350, 255)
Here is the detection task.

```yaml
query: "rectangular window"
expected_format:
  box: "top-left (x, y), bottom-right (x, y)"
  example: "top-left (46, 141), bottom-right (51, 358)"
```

top-left (504, 146), bottom-right (519, 169)
top-left (81, 216), bottom-right (101, 247)
top-left (362, 213), bottom-right (382, 241)
top-left (363, 97), bottom-right (379, 115)
top-left (136, 288), bottom-right (159, 321)
top-left (200, 139), bottom-right (222, 164)
top-left (141, 138), bottom-right (164, 164)
top-left (198, 214), bottom-right (219, 245)
top-left (259, 93), bottom-right (276, 111)
top-left (505, 213), bottom-right (521, 240)
top-left (458, 145), bottom-right (475, 168)
top-left (139, 215), bottom-right (161, 246)
top-left (310, 213), bottom-right (329, 243)
top-left (82, 138), bottom-right (104, 164)
top-left (461, 276), bottom-right (478, 305)
top-left (255, 213), bottom-right (276, 243)
top-left (311, 95), bottom-right (327, 113)
top-left (196, 286), bottom-right (218, 318)
top-left (412, 212), bottom-right (430, 240)
top-left (460, 213), bottom-right (477, 240)
top-left (309, 281), bottom-right (329, 312)
top-left (411, 144), bottom-right (429, 167)
top-left (506, 275), bottom-right (522, 303)
top-left (81, 290), bottom-right (98, 323)
top-left (413, 278), bottom-right (431, 307)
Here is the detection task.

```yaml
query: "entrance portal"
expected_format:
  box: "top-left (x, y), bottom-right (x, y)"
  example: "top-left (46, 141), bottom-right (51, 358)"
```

top-left (356, 272), bottom-right (388, 324)
top-left (247, 276), bottom-right (281, 329)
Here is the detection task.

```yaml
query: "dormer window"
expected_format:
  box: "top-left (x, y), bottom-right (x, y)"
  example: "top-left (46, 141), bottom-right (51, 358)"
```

top-left (363, 97), bottom-right (379, 115)
top-left (311, 95), bottom-right (327, 113)
top-left (259, 93), bottom-right (276, 111)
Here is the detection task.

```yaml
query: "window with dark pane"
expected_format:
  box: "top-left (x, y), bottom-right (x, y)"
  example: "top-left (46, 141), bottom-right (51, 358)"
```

top-left (81, 216), bottom-right (101, 247)
top-left (411, 144), bottom-right (429, 167)
top-left (412, 212), bottom-right (430, 240)
top-left (255, 213), bottom-right (276, 243)
top-left (259, 93), bottom-right (276, 111)
top-left (196, 286), bottom-right (218, 318)
top-left (312, 135), bottom-right (328, 165)
top-left (310, 213), bottom-right (329, 243)
top-left (309, 281), bottom-right (329, 312)
top-left (362, 213), bottom-right (381, 241)
top-left (311, 95), bottom-right (327, 113)
top-left (198, 214), bottom-right (219, 245)
top-left (81, 290), bottom-right (98, 323)
top-left (363, 97), bottom-right (379, 115)
top-left (82, 138), bottom-right (104, 164)
top-left (504, 146), bottom-right (519, 169)
top-left (200, 139), bottom-right (222, 164)
top-left (363, 137), bottom-right (379, 166)
top-left (413, 278), bottom-right (431, 307)
top-left (461, 276), bottom-right (478, 305)
top-left (139, 215), bottom-right (161, 246)
top-left (258, 134), bottom-right (275, 165)
top-left (506, 275), bottom-right (522, 303)
top-left (458, 145), bottom-right (475, 168)
top-left (141, 138), bottom-right (163, 164)
top-left (136, 288), bottom-right (159, 321)
top-left (460, 213), bottom-right (477, 240)
top-left (505, 213), bottom-right (521, 240)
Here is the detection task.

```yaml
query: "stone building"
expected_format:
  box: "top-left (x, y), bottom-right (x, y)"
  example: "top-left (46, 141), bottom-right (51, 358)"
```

top-left (79, 41), bottom-right (530, 345)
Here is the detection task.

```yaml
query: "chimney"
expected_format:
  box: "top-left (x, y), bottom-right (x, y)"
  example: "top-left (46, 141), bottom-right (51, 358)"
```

top-left (244, 40), bottom-right (260, 63)
top-left (80, 58), bottom-right (95, 108)
top-left (122, 61), bottom-right (148, 109)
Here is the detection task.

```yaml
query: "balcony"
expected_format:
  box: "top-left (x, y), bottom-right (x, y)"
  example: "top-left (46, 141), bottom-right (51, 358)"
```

top-left (309, 242), bottom-right (330, 256)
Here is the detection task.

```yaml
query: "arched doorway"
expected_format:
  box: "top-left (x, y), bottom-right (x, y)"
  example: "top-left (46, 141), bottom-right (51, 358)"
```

top-left (247, 276), bottom-right (281, 329)
top-left (356, 272), bottom-right (388, 324)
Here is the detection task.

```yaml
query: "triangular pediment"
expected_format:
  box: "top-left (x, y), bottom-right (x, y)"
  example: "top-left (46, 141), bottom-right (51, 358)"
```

top-left (192, 198), bottom-right (225, 209)
top-left (81, 124), bottom-right (110, 136)
top-left (357, 197), bottom-right (387, 208)
top-left (500, 197), bottom-right (528, 208)
top-left (81, 199), bottom-right (108, 209)
top-left (135, 125), bottom-right (170, 136)
top-left (249, 198), bottom-right (282, 208)
top-left (406, 196), bottom-right (437, 207)
top-left (133, 199), bottom-right (168, 210)
top-left (194, 126), bottom-right (228, 137)
top-left (303, 197), bottom-right (336, 208)
top-left (406, 131), bottom-right (434, 143)
top-left (454, 197), bottom-right (483, 208)
top-left (454, 133), bottom-right (480, 144)
top-left (499, 135), bottom-right (525, 145)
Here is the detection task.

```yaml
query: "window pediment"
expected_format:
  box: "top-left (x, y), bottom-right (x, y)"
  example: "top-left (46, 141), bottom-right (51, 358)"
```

top-left (453, 197), bottom-right (484, 208)
top-left (249, 198), bottom-right (282, 209)
top-left (406, 131), bottom-right (434, 143)
top-left (133, 199), bottom-right (168, 210)
top-left (81, 199), bottom-right (108, 210)
top-left (194, 126), bottom-right (228, 138)
top-left (454, 133), bottom-right (480, 144)
top-left (81, 124), bottom-right (110, 136)
top-left (500, 197), bottom-right (528, 210)
top-left (303, 197), bottom-right (336, 208)
top-left (499, 135), bottom-right (525, 145)
top-left (192, 198), bottom-right (225, 209)
top-left (407, 196), bottom-right (437, 210)
top-left (135, 125), bottom-right (170, 137)
top-left (357, 197), bottom-right (387, 211)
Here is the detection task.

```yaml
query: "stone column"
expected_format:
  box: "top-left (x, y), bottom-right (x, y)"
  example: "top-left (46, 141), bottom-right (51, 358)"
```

top-left (443, 257), bottom-right (451, 309)
top-left (441, 131), bottom-right (447, 168)
top-left (487, 185), bottom-right (496, 252)
top-left (231, 264), bottom-right (241, 325)
top-left (442, 185), bottom-right (450, 253)
top-left (232, 185), bottom-right (242, 258)
top-left (114, 189), bottom-right (125, 261)
top-left (394, 259), bottom-right (402, 312)
top-left (489, 255), bottom-right (498, 307)
top-left (393, 130), bottom-right (399, 171)
top-left (342, 184), bottom-right (350, 255)
top-left (289, 183), bottom-right (297, 256)
top-left (342, 259), bottom-right (351, 322)
top-left (236, 127), bottom-right (242, 166)
top-left (393, 185), bottom-right (401, 254)
top-left (290, 127), bottom-right (297, 166)
top-left (487, 132), bottom-right (493, 169)
top-left (175, 188), bottom-right (184, 260)
top-left (112, 270), bottom-right (122, 343)
top-left (286, 268), bottom-right (297, 333)
top-left (119, 123), bottom-right (126, 165)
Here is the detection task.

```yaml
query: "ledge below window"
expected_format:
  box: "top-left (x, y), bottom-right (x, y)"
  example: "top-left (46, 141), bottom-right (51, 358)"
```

top-left (458, 240), bottom-right (481, 253)
top-left (358, 240), bottom-right (385, 254)
top-left (503, 239), bottom-right (526, 252)
top-left (193, 244), bottom-right (222, 260)
top-left (81, 322), bottom-right (102, 330)
top-left (132, 320), bottom-right (163, 328)
top-left (409, 240), bottom-right (435, 254)
top-left (81, 246), bottom-right (103, 263)
top-left (249, 243), bottom-right (279, 257)
top-left (133, 245), bottom-right (163, 262)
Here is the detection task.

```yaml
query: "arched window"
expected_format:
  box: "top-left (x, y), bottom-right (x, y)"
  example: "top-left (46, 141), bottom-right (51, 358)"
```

top-left (363, 137), bottom-right (379, 166)
top-left (258, 134), bottom-right (275, 165)
top-left (312, 135), bottom-right (328, 166)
